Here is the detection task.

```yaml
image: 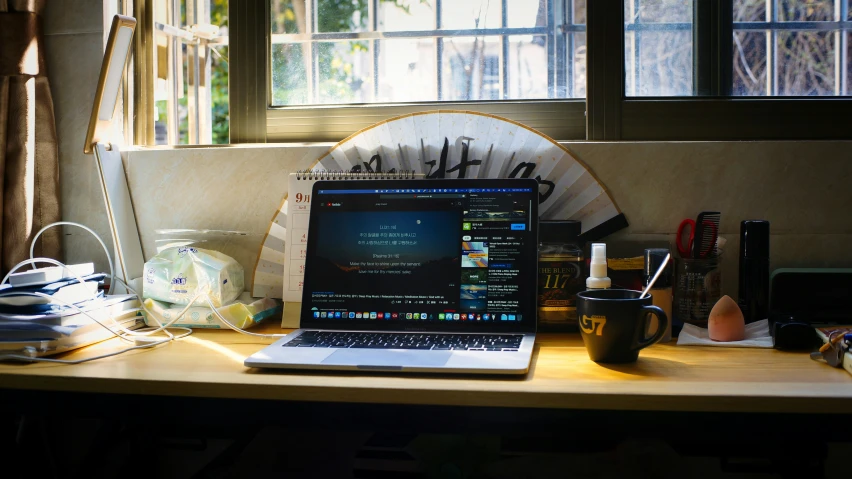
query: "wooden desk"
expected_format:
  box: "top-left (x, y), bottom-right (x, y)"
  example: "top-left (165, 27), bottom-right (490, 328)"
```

top-left (1, 308), bottom-right (850, 414)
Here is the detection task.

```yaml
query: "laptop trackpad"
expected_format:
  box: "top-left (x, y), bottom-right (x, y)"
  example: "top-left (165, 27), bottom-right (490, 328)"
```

top-left (322, 349), bottom-right (451, 368)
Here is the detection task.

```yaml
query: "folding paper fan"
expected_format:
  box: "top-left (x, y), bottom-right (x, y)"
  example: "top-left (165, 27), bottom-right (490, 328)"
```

top-left (251, 111), bottom-right (627, 298)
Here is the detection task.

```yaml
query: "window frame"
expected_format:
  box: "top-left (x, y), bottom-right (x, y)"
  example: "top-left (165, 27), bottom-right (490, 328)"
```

top-left (134, 0), bottom-right (852, 145)
top-left (260, 0), bottom-right (588, 143)
top-left (601, 0), bottom-right (852, 141)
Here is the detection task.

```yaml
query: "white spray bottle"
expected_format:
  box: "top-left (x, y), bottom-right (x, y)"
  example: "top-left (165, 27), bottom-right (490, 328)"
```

top-left (586, 243), bottom-right (612, 290)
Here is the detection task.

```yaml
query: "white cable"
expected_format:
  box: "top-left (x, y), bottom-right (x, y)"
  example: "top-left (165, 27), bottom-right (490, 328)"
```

top-left (0, 340), bottom-right (171, 364)
top-left (110, 276), bottom-right (284, 338)
top-left (28, 222), bottom-right (115, 295)
top-left (2, 256), bottom-right (150, 344)
top-left (2, 269), bottom-right (199, 339)
top-left (0, 289), bottom-right (194, 364)
top-left (5, 258), bottom-right (203, 336)
top-left (0, 327), bottom-right (193, 364)
top-left (4, 291), bottom-right (191, 340)
top-left (0, 221), bottom-right (285, 364)
top-left (0, 222), bottom-right (193, 363)
top-left (111, 276), bottom-right (286, 339)
top-left (40, 220), bottom-right (283, 339)
top-left (202, 295), bottom-right (287, 339)
top-left (0, 289), bottom-right (195, 363)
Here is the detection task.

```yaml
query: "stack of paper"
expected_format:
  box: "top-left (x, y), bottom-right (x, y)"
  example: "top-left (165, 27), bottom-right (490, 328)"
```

top-left (0, 272), bottom-right (141, 357)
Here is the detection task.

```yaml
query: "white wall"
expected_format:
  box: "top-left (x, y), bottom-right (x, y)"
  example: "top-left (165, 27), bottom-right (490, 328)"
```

top-left (44, 0), bottom-right (119, 272)
top-left (120, 142), bottom-right (852, 299)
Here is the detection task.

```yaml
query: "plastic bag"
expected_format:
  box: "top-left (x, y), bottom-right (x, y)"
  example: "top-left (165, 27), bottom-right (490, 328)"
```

top-left (143, 247), bottom-right (244, 307)
top-left (143, 293), bottom-right (281, 329)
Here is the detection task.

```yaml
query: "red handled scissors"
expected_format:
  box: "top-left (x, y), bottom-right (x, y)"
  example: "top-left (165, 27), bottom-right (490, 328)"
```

top-left (677, 218), bottom-right (718, 258)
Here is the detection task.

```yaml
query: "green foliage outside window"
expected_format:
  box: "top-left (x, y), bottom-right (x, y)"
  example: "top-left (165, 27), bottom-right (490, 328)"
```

top-left (269, 0), bottom-right (423, 106)
top-left (211, 0), bottom-right (229, 144)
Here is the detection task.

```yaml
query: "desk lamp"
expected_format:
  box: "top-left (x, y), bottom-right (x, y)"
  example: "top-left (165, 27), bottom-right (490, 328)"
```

top-left (83, 15), bottom-right (144, 294)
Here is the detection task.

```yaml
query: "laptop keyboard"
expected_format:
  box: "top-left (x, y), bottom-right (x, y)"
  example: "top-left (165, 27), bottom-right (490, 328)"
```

top-left (284, 331), bottom-right (523, 351)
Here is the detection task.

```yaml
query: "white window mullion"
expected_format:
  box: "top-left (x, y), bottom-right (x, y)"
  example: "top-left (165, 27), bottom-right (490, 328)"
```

top-left (166, 0), bottom-right (180, 144)
top-left (436, 0), bottom-right (443, 101)
top-left (766, 0), bottom-right (777, 96)
top-left (834, 0), bottom-right (846, 96)
top-left (371, 0), bottom-right (380, 101)
top-left (305, 0), bottom-right (316, 104)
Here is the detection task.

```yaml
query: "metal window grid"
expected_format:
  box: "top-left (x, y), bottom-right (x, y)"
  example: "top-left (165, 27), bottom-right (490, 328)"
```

top-left (624, 0), bottom-right (851, 96)
top-left (271, 0), bottom-right (850, 107)
top-left (269, 0), bottom-right (589, 104)
top-left (153, 0), bottom-right (215, 144)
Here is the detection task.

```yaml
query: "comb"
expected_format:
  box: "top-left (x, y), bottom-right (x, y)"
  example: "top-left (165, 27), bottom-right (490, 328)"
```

top-left (693, 211), bottom-right (721, 259)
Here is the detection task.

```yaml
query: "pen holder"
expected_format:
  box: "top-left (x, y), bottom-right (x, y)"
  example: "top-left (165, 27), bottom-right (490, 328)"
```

top-left (673, 256), bottom-right (722, 328)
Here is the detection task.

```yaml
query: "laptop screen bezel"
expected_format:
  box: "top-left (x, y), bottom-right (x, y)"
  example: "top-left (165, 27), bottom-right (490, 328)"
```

top-left (299, 178), bottom-right (539, 333)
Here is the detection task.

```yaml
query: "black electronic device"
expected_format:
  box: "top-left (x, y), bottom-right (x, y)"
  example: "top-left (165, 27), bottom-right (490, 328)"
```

top-left (769, 268), bottom-right (852, 350)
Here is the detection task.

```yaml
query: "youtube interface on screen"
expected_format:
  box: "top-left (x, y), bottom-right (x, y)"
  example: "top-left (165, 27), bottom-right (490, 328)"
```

top-left (305, 186), bottom-right (535, 324)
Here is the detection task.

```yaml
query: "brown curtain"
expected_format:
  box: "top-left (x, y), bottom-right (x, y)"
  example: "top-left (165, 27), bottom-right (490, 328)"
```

top-left (0, 0), bottom-right (61, 276)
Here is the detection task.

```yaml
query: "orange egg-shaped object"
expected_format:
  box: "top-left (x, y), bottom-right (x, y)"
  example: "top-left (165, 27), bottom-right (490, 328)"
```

top-left (708, 295), bottom-right (746, 342)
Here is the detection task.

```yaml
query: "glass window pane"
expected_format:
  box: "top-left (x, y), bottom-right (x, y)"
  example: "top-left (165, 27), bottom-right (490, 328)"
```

top-left (572, 32), bottom-right (586, 97)
top-left (270, 0), bottom-right (586, 106)
top-left (210, 1), bottom-right (229, 145)
top-left (376, 39), bottom-right (438, 102)
top-left (776, 31), bottom-right (836, 95)
top-left (631, 0), bottom-right (692, 23)
top-left (271, 43), bottom-right (309, 105)
top-left (317, 41), bottom-right (373, 104)
top-left (848, 32), bottom-right (852, 94)
top-left (733, 0), bottom-right (850, 96)
top-left (777, 0), bottom-right (834, 21)
top-left (270, 0), bottom-right (302, 34)
top-left (318, 0), bottom-right (368, 33)
top-left (574, 0), bottom-right (587, 24)
top-left (441, 37), bottom-right (502, 101)
top-left (624, 0), bottom-right (694, 96)
top-left (442, 0), bottom-right (502, 30)
top-left (506, 35), bottom-right (549, 99)
top-left (507, 0), bottom-right (545, 28)
top-left (567, 1), bottom-right (586, 98)
top-left (378, 0), bottom-right (435, 31)
top-left (153, 0), bottom-right (229, 145)
top-left (733, 31), bottom-right (768, 95)
top-left (734, 0), bottom-right (766, 21)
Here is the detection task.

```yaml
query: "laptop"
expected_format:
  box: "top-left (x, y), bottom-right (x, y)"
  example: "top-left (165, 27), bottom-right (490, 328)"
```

top-left (245, 178), bottom-right (539, 374)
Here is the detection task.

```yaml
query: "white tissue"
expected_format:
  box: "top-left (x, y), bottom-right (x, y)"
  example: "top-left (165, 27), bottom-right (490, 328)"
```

top-left (143, 247), bottom-right (244, 307)
top-left (677, 319), bottom-right (773, 348)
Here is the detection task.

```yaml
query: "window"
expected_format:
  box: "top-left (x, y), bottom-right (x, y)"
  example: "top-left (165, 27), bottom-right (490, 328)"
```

top-left (623, 0), bottom-right (851, 97)
top-left (612, 0), bottom-right (851, 140)
top-left (132, 0), bottom-right (852, 145)
top-left (624, 0), bottom-right (694, 96)
top-left (268, 0), bottom-right (585, 106)
top-left (733, 0), bottom-right (851, 96)
top-left (142, 0), bottom-right (230, 145)
top-left (262, 0), bottom-right (587, 142)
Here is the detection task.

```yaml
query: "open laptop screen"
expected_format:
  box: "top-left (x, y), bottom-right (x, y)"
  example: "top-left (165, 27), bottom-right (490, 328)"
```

top-left (300, 178), bottom-right (539, 333)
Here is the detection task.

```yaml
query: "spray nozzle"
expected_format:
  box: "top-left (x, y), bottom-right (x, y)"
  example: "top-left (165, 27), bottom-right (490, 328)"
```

top-left (586, 242), bottom-right (611, 290)
top-left (590, 243), bottom-right (607, 264)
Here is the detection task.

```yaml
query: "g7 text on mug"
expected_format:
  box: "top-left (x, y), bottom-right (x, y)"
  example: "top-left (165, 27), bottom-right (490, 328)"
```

top-left (576, 289), bottom-right (669, 363)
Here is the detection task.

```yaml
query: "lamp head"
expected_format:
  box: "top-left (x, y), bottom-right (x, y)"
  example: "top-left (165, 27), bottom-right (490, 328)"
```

top-left (84, 15), bottom-right (136, 154)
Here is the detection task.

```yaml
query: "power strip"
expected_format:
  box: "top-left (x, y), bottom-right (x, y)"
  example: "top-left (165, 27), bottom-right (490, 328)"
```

top-left (8, 263), bottom-right (94, 287)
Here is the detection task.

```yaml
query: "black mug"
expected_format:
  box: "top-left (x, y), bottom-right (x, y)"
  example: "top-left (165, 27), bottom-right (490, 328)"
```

top-left (576, 289), bottom-right (669, 363)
